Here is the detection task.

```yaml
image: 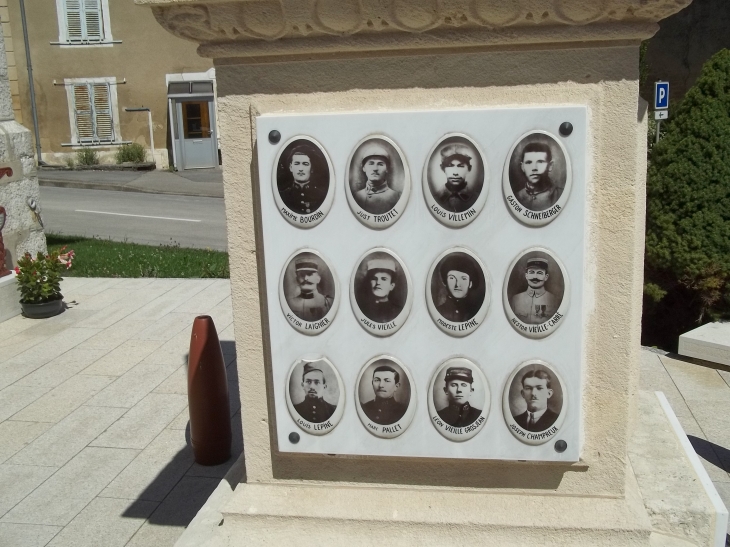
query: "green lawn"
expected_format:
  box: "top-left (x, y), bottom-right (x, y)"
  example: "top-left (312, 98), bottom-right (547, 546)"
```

top-left (46, 234), bottom-right (229, 278)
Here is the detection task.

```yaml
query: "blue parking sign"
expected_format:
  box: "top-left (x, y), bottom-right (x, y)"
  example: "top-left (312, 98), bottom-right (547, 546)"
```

top-left (654, 81), bottom-right (669, 110)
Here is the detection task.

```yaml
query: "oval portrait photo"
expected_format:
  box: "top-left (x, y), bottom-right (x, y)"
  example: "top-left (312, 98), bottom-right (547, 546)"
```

top-left (355, 355), bottom-right (416, 439)
top-left (273, 136), bottom-right (335, 228)
top-left (502, 130), bottom-right (571, 226)
top-left (345, 135), bottom-right (410, 229)
top-left (426, 247), bottom-right (490, 337)
top-left (503, 247), bottom-right (569, 339)
top-left (423, 133), bottom-right (488, 228)
top-left (285, 357), bottom-right (345, 435)
top-left (350, 248), bottom-right (412, 337)
top-left (428, 357), bottom-right (490, 442)
top-left (279, 249), bottom-right (339, 335)
top-left (503, 360), bottom-right (566, 445)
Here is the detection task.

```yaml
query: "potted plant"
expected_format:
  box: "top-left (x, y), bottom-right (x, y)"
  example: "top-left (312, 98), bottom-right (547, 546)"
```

top-left (14, 246), bottom-right (74, 318)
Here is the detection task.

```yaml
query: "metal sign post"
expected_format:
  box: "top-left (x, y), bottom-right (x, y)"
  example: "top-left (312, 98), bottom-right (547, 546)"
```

top-left (654, 81), bottom-right (670, 143)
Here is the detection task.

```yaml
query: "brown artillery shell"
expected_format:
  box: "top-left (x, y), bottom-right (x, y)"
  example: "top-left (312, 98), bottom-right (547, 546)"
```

top-left (187, 315), bottom-right (232, 465)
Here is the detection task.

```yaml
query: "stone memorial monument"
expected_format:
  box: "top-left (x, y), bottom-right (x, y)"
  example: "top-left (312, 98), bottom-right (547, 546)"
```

top-left (0, 22), bottom-right (45, 323)
top-left (139, 0), bottom-right (726, 544)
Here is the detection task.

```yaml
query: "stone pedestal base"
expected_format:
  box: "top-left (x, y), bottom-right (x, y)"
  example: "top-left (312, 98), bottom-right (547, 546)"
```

top-left (176, 391), bottom-right (724, 547)
top-left (0, 270), bottom-right (19, 322)
top-left (679, 323), bottom-right (730, 367)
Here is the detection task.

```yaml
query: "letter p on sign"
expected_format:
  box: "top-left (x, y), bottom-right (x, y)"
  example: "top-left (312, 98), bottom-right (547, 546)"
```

top-left (655, 81), bottom-right (669, 110)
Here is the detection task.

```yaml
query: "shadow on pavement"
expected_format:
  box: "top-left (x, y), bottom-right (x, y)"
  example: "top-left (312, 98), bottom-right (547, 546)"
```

top-left (122, 340), bottom-right (244, 527)
top-left (687, 435), bottom-right (730, 473)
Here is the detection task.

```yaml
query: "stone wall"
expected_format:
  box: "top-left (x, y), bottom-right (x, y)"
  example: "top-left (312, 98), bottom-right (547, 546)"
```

top-left (0, 21), bottom-right (45, 269)
top-left (644, 0), bottom-right (730, 103)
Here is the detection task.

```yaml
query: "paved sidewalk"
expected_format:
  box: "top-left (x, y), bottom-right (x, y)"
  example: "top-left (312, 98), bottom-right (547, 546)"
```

top-left (0, 277), bottom-right (241, 547)
top-left (38, 168), bottom-right (224, 198)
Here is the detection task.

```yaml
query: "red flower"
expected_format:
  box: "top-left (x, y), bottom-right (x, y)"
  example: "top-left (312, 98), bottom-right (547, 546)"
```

top-left (13, 266), bottom-right (19, 274)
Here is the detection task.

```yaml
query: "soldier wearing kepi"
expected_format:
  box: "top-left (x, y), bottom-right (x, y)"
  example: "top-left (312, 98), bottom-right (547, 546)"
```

top-left (279, 144), bottom-right (328, 215)
top-left (510, 257), bottom-right (559, 324)
top-left (289, 258), bottom-right (332, 321)
top-left (436, 143), bottom-right (473, 213)
top-left (293, 363), bottom-right (336, 424)
top-left (437, 366), bottom-right (482, 428)
top-left (359, 258), bottom-right (400, 323)
top-left (362, 365), bottom-right (407, 425)
top-left (354, 142), bottom-right (401, 215)
top-left (436, 254), bottom-right (481, 322)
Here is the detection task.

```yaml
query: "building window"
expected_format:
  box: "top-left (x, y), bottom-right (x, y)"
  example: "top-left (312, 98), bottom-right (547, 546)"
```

top-left (64, 77), bottom-right (122, 145)
top-left (55, 0), bottom-right (114, 45)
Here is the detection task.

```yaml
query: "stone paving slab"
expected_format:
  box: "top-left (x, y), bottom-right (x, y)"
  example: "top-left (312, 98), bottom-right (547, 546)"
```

top-left (0, 278), bottom-right (241, 546)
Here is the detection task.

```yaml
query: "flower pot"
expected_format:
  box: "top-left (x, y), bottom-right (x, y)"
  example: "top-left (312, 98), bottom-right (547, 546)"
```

top-left (20, 297), bottom-right (65, 319)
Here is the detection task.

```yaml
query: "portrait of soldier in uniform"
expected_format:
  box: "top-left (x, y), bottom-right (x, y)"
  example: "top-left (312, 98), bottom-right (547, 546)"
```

top-left (433, 143), bottom-right (477, 213)
top-left (433, 252), bottom-right (485, 323)
top-left (436, 366), bottom-right (482, 428)
top-left (512, 368), bottom-right (559, 432)
top-left (276, 140), bottom-right (329, 215)
top-left (354, 255), bottom-right (406, 323)
top-left (507, 134), bottom-right (568, 213)
top-left (348, 138), bottom-right (407, 216)
top-left (360, 363), bottom-right (408, 426)
top-left (292, 362), bottom-right (337, 424)
top-left (509, 257), bottom-right (560, 324)
top-left (425, 135), bottom-right (486, 220)
top-left (283, 252), bottom-right (336, 323)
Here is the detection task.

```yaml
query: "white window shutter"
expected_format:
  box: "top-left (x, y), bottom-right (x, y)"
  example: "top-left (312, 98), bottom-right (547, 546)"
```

top-left (64, 0), bottom-right (83, 42)
top-left (92, 84), bottom-right (113, 141)
top-left (83, 0), bottom-right (103, 41)
top-left (73, 84), bottom-right (94, 141)
top-left (63, 0), bottom-right (104, 42)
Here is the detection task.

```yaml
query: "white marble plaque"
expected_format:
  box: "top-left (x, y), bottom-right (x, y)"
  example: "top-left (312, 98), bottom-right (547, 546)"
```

top-left (256, 106), bottom-right (586, 463)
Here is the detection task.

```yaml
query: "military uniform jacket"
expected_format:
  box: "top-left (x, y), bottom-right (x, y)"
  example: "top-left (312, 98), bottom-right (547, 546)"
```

top-left (294, 397), bottom-right (337, 424)
top-left (354, 183), bottom-right (400, 215)
top-left (289, 292), bottom-right (332, 322)
top-left (279, 180), bottom-right (327, 214)
top-left (516, 181), bottom-right (563, 212)
top-left (514, 408), bottom-right (559, 432)
top-left (510, 289), bottom-right (559, 324)
top-left (361, 397), bottom-right (407, 425)
top-left (436, 188), bottom-right (472, 213)
top-left (436, 294), bottom-right (480, 322)
top-left (437, 402), bottom-right (482, 428)
top-left (360, 298), bottom-right (400, 323)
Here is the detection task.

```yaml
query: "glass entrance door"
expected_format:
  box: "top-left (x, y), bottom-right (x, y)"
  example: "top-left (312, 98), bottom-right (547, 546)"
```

top-left (176, 99), bottom-right (217, 169)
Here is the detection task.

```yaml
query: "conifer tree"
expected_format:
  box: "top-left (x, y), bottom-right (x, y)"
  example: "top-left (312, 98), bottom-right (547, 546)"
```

top-left (643, 49), bottom-right (730, 349)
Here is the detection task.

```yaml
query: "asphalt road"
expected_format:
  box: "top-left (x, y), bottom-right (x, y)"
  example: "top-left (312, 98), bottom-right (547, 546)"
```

top-left (39, 187), bottom-right (228, 251)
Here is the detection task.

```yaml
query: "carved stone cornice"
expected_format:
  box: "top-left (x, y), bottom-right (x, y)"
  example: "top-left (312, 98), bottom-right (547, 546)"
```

top-left (136, 0), bottom-right (692, 62)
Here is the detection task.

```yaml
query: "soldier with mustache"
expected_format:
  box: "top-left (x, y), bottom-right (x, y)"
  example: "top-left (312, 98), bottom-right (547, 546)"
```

top-left (510, 257), bottom-right (559, 324)
top-left (293, 363), bottom-right (337, 424)
top-left (279, 144), bottom-right (328, 215)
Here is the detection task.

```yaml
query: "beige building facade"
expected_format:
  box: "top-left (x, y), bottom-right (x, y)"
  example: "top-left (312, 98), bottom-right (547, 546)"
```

top-left (4, 0), bottom-right (219, 169)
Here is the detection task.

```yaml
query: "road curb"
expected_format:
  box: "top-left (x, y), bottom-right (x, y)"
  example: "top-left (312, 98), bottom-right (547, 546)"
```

top-left (39, 179), bottom-right (224, 199)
